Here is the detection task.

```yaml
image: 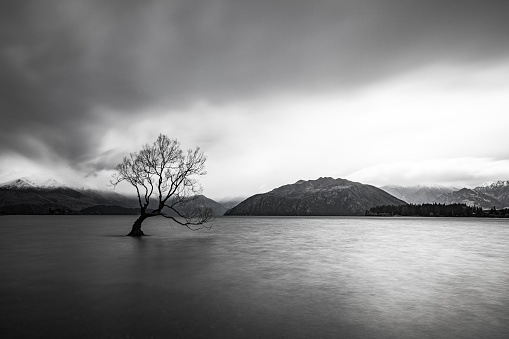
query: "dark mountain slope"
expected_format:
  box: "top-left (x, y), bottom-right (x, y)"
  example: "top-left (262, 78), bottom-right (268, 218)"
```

top-left (225, 177), bottom-right (406, 216)
top-left (0, 186), bottom-right (139, 212)
top-left (0, 184), bottom-right (226, 216)
top-left (162, 195), bottom-right (227, 217)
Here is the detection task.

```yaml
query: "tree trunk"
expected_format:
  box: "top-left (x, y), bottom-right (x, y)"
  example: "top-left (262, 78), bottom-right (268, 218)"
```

top-left (127, 214), bottom-right (147, 236)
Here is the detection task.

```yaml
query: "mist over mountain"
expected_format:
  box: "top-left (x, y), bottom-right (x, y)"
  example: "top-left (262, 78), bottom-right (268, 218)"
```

top-left (3, 173), bottom-right (509, 215)
top-left (162, 195), bottom-right (227, 217)
top-left (433, 181), bottom-right (509, 209)
top-left (0, 177), bottom-right (225, 216)
top-left (433, 188), bottom-right (502, 209)
top-left (0, 177), bottom-right (139, 214)
top-left (474, 181), bottom-right (509, 207)
top-left (380, 185), bottom-right (456, 204)
top-left (0, 176), bottom-right (65, 190)
top-left (225, 177), bottom-right (406, 216)
top-left (215, 196), bottom-right (248, 210)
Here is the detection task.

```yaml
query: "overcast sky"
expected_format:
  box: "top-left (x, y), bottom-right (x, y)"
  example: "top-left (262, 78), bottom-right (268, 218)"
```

top-left (1, 0), bottom-right (509, 199)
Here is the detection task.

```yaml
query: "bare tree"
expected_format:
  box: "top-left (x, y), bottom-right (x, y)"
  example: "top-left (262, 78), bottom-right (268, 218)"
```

top-left (111, 134), bottom-right (213, 236)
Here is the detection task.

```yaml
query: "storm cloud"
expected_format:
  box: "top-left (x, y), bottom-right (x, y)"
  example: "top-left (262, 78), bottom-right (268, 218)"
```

top-left (1, 0), bottom-right (509, 196)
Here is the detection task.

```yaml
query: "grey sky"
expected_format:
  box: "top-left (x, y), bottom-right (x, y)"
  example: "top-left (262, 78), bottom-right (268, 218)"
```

top-left (1, 0), bottom-right (509, 198)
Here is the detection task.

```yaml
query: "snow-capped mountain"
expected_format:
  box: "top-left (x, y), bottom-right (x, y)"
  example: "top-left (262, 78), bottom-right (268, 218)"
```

top-left (477, 180), bottom-right (509, 189)
top-left (0, 174), bottom-right (225, 215)
top-left (380, 185), bottom-right (456, 204)
top-left (473, 180), bottom-right (509, 207)
top-left (434, 188), bottom-right (502, 209)
top-left (0, 177), bottom-right (63, 189)
top-left (0, 176), bottom-right (139, 214)
top-left (433, 180), bottom-right (509, 209)
top-left (0, 170), bottom-right (36, 185)
top-left (0, 169), bottom-right (96, 190)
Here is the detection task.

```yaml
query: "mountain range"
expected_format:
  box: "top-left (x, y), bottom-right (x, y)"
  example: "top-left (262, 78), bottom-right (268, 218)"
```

top-left (380, 185), bottom-right (457, 204)
top-left (3, 174), bottom-right (509, 216)
top-left (380, 181), bottom-right (509, 209)
top-left (0, 177), bottom-right (226, 216)
top-left (433, 181), bottom-right (509, 209)
top-left (225, 177), bottom-right (406, 216)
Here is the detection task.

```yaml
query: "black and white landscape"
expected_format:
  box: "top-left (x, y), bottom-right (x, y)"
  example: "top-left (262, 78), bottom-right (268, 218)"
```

top-left (380, 185), bottom-right (457, 205)
top-left (1, 1), bottom-right (509, 199)
top-left (2, 1), bottom-right (509, 338)
top-left (434, 181), bottom-right (509, 209)
top-left (0, 175), bottom-right (226, 216)
top-left (3, 174), bottom-right (509, 217)
top-left (226, 177), bottom-right (406, 216)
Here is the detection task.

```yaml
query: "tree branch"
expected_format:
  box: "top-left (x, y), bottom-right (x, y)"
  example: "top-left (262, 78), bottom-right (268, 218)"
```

top-left (111, 134), bottom-right (211, 232)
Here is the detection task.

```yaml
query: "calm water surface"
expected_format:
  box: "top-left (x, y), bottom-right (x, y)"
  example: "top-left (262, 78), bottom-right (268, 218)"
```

top-left (1, 216), bottom-right (508, 338)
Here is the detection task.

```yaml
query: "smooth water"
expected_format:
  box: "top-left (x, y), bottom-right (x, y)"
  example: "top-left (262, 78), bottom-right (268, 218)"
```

top-left (1, 216), bottom-right (508, 338)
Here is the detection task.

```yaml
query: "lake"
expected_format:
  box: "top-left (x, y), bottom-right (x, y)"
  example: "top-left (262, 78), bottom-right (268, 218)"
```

top-left (1, 215), bottom-right (508, 338)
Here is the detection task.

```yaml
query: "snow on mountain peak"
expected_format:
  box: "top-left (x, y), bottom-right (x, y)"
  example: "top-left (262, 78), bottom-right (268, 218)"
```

top-left (0, 175), bottom-right (65, 189)
top-left (477, 180), bottom-right (509, 189)
top-left (0, 178), bottom-right (35, 189)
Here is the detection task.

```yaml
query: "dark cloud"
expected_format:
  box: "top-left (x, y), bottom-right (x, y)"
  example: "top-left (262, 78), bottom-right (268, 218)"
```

top-left (1, 0), bottom-right (509, 170)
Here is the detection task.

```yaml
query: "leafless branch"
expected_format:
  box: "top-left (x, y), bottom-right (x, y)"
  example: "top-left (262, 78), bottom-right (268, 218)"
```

top-left (111, 134), bottom-right (212, 234)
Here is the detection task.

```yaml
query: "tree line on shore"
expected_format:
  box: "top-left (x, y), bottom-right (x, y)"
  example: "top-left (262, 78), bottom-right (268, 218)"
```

top-left (366, 203), bottom-right (509, 218)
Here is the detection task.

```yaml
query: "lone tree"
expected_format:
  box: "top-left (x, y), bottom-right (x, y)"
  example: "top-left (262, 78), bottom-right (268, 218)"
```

top-left (111, 134), bottom-right (213, 236)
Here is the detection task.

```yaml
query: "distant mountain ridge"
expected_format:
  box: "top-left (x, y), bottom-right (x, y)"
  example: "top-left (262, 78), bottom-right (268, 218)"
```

top-left (0, 179), bottom-right (139, 214)
top-left (225, 177), bottom-right (406, 216)
top-left (1, 177), bottom-right (63, 189)
top-left (3, 174), bottom-right (509, 215)
top-left (0, 177), bottom-right (226, 215)
top-left (474, 180), bottom-right (509, 207)
top-left (380, 185), bottom-right (456, 204)
top-left (434, 180), bottom-right (509, 209)
top-left (433, 188), bottom-right (501, 209)
top-left (215, 196), bottom-right (247, 210)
